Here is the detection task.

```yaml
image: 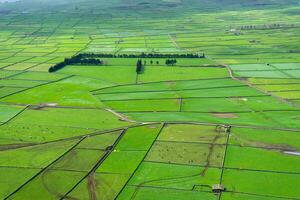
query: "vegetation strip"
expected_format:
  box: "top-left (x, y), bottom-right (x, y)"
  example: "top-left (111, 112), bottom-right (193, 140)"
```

top-left (4, 137), bottom-right (86, 199)
top-left (59, 129), bottom-right (127, 199)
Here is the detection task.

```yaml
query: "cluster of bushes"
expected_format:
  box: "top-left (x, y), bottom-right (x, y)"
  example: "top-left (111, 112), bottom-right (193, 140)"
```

top-left (79, 52), bottom-right (205, 59)
top-left (49, 54), bottom-right (103, 72)
top-left (165, 59), bottom-right (177, 66)
top-left (136, 59), bottom-right (143, 74)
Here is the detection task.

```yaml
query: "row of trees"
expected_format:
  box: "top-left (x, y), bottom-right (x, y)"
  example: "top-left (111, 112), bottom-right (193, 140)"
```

top-left (49, 54), bottom-right (104, 72)
top-left (79, 52), bottom-right (205, 59)
top-left (136, 59), bottom-right (143, 74)
top-left (165, 59), bottom-right (177, 66)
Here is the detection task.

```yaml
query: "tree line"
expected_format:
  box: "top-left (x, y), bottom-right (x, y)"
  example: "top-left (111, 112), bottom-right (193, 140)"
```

top-left (79, 52), bottom-right (205, 58)
top-left (49, 54), bottom-right (104, 72)
top-left (136, 59), bottom-right (143, 74)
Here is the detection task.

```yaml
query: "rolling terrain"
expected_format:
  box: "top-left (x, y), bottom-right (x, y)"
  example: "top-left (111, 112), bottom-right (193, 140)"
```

top-left (0, 0), bottom-right (300, 199)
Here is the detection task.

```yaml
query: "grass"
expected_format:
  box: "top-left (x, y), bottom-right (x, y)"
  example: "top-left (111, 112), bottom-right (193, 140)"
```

top-left (115, 124), bottom-right (162, 151)
top-left (225, 145), bottom-right (300, 173)
top-left (0, 139), bottom-right (78, 168)
top-left (145, 141), bottom-right (225, 167)
top-left (117, 186), bottom-right (217, 200)
top-left (138, 66), bottom-right (228, 83)
top-left (10, 107), bottom-right (132, 130)
top-left (58, 65), bottom-right (137, 84)
top-left (222, 169), bottom-right (300, 199)
top-left (0, 167), bottom-right (40, 199)
top-left (128, 162), bottom-right (221, 191)
top-left (104, 99), bottom-right (180, 112)
top-left (0, 1), bottom-right (300, 199)
top-left (67, 173), bottom-right (131, 200)
top-left (158, 124), bottom-right (227, 144)
top-left (230, 127), bottom-right (300, 150)
top-left (0, 104), bottom-right (25, 123)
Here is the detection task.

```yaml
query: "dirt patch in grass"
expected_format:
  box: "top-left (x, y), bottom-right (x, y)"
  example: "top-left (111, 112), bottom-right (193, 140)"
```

top-left (87, 173), bottom-right (97, 200)
top-left (211, 113), bottom-right (238, 118)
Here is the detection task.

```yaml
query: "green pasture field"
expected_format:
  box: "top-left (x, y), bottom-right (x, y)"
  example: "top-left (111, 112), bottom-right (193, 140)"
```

top-left (158, 124), bottom-right (227, 144)
top-left (225, 145), bottom-right (300, 173)
top-left (67, 173), bottom-right (130, 200)
top-left (1, 76), bottom-right (108, 107)
top-left (104, 99), bottom-right (180, 112)
top-left (9, 170), bottom-right (86, 199)
top-left (255, 83), bottom-right (300, 91)
top-left (94, 58), bottom-right (215, 66)
top-left (127, 162), bottom-right (221, 191)
top-left (0, 87), bottom-right (25, 98)
top-left (58, 65), bottom-right (137, 84)
top-left (145, 141), bottom-right (225, 167)
top-left (77, 130), bottom-right (122, 149)
top-left (12, 71), bottom-right (67, 81)
top-left (9, 107), bottom-right (132, 130)
top-left (95, 78), bottom-right (244, 94)
top-left (183, 96), bottom-right (297, 112)
top-left (0, 122), bottom-right (98, 144)
top-left (271, 91), bottom-right (300, 99)
top-left (0, 70), bottom-right (23, 79)
top-left (230, 127), bottom-right (300, 150)
top-left (222, 169), bottom-right (300, 199)
top-left (0, 168), bottom-right (40, 199)
top-left (138, 66), bottom-right (228, 83)
top-left (117, 186), bottom-right (217, 200)
top-left (124, 111), bottom-right (300, 128)
top-left (0, 139), bottom-right (78, 168)
top-left (248, 78), bottom-right (300, 85)
top-left (0, 79), bottom-right (46, 88)
top-left (1, 0), bottom-right (300, 199)
top-left (0, 104), bottom-right (24, 122)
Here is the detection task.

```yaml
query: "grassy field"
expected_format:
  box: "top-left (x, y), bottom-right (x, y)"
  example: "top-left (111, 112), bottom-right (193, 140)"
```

top-left (0, 0), bottom-right (300, 199)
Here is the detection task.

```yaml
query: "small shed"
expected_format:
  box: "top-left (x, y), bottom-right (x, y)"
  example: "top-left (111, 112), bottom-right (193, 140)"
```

top-left (212, 184), bottom-right (225, 193)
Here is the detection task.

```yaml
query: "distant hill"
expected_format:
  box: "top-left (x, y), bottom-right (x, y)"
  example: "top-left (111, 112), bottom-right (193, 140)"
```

top-left (1, 0), bottom-right (299, 17)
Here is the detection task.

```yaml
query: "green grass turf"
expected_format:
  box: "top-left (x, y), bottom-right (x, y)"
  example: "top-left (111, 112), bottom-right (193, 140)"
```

top-left (9, 170), bottom-right (86, 200)
top-left (9, 107), bottom-right (132, 130)
top-left (1, 76), bottom-right (109, 107)
top-left (0, 167), bottom-right (40, 199)
top-left (95, 78), bottom-right (243, 94)
top-left (0, 79), bottom-right (46, 88)
top-left (145, 141), bottom-right (224, 167)
top-left (230, 127), bottom-right (300, 150)
top-left (0, 70), bottom-right (23, 79)
top-left (0, 104), bottom-right (24, 123)
top-left (221, 192), bottom-right (287, 200)
top-left (128, 162), bottom-right (221, 191)
top-left (0, 87), bottom-right (25, 98)
top-left (104, 99), bottom-right (180, 112)
top-left (67, 173), bottom-right (130, 200)
top-left (225, 145), bottom-right (300, 173)
top-left (50, 148), bottom-right (105, 171)
top-left (96, 151), bottom-right (146, 174)
top-left (76, 131), bottom-right (122, 150)
top-left (255, 83), bottom-right (300, 92)
top-left (222, 169), bottom-right (300, 199)
top-left (158, 124), bottom-right (227, 144)
top-left (117, 186), bottom-right (217, 200)
top-left (271, 91), bottom-right (300, 99)
top-left (124, 111), bottom-right (300, 128)
top-left (11, 71), bottom-right (67, 81)
top-left (58, 65), bottom-right (137, 84)
top-left (248, 78), bottom-right (300, 85)
top-left (138, 66), bottom-right (229, 83)
top-left (0, 139), bottom-right (78, 168)
top-left (116, 124), bottom-right (162, 151)
top-left (0, 122), bottom-right (97, 144)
